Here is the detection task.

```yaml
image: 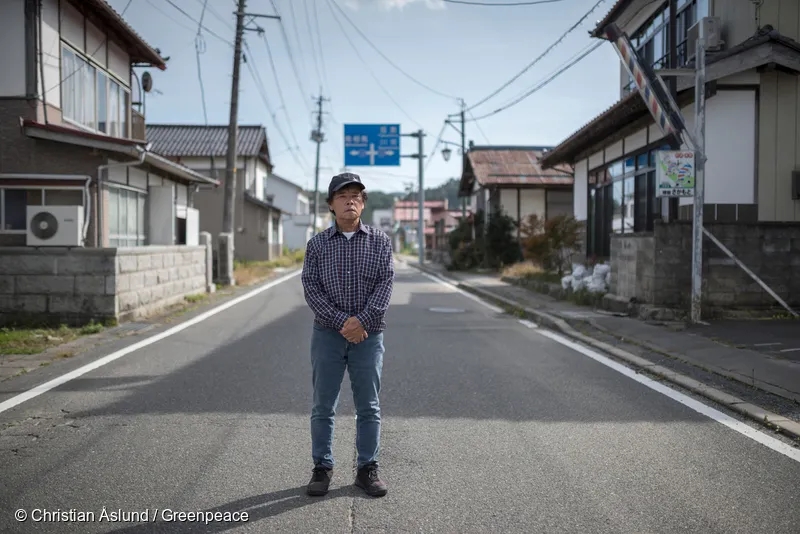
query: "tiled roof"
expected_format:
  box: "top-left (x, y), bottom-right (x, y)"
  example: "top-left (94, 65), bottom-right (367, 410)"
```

top-left (85, 0), bottom-right (166, 69)
top-left (145, 125), bottom-right (268, 158)
top-left (463, 146), bottom-right (573, 193)
top-left (590, 0), bottom-right (636, 38)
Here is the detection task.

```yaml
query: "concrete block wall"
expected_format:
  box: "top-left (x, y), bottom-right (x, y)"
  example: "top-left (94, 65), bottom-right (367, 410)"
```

top-left (0, 243), bottom-right (212, 326)
top-left (115, 246), bottom-right (208, 322)
top-left (609, 221), bottom-right (800, 310)
top-left (0, 248), bottom-right (118, 326)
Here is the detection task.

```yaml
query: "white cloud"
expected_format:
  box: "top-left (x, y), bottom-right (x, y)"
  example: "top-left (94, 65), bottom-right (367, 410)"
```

top-left (345, 0), bottom-right (446, 10)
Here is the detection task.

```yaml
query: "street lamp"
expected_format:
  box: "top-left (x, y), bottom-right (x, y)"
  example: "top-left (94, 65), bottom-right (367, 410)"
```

top-left (441, 146), bottom-right (452, 162)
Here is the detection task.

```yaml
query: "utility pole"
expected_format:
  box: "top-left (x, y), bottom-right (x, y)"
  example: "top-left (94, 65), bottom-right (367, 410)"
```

top-left (311, 94), bottom-right (328, 233)
top-left (459, 100), bottom-right (466, 219)
top-left (219, 4), bottom-right (280, 286)
top-left (401, 130), bottom-right (426, 264)
top-left (690, 35), bottom-right (707, 323)
top-left (219, 0), bottom-right (247, 286)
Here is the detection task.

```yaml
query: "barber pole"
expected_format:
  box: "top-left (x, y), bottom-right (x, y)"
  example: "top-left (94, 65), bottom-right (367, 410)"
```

top-left (604, 22), bottom-right (686, 140)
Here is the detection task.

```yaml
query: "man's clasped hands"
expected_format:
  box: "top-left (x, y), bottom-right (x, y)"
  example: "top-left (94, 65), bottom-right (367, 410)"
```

top-left (340, 317), bottom-right (368, 344)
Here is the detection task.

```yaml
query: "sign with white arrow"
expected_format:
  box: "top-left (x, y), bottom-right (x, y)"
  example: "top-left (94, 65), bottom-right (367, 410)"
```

top-left (343, 124), bottom-right (401, 167)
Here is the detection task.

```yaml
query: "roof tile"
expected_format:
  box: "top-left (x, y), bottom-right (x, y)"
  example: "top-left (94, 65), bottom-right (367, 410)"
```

top-left (466, 147), bottom-right (573, 187)
top-left (145, 125), bottom-right (268, 158)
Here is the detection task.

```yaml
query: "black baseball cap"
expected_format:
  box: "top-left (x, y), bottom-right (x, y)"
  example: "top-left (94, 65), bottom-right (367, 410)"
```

top-left (328, 172), bottom-right (364, 198)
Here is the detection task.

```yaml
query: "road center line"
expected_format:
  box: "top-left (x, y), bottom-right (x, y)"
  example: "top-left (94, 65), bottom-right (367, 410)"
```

top-left (421, 270), bottom-right (800, 464)
top-left (0, 269), bottom-right (303, 416)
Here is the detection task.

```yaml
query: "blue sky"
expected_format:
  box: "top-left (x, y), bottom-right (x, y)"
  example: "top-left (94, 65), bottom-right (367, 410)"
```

top-left (110, 0), bottom-right (621, 193)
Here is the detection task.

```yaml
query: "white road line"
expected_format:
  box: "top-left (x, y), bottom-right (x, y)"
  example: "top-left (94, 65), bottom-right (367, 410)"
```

top-left (423, 272), bottom-right (800, 464)
top-left (779, 347), bottom-right (800, 353)
top-left (754, 342), bottom-right (782, 347)
top-left (0, 269), bottom-right (303, 416)
top-left (518, 319), bottom-right (538, 329)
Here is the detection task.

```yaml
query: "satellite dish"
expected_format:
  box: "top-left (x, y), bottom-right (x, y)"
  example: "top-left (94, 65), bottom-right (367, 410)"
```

top-left (142, 72), bottom-right (153, 93)
top-left (30, 211), bottom-right (59, 240)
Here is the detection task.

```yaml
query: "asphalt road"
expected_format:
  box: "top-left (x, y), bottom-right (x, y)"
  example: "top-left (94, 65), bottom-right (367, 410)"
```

top-left (1, 261), bottom-right (799, 533)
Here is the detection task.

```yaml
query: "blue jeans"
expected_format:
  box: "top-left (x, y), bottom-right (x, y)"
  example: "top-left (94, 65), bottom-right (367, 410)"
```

top-left (310, 324), bottom-right (385, 470)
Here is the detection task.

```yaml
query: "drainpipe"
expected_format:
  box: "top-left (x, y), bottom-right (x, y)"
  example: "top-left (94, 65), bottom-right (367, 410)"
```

top-left (96, 145), bottom-right (148, 247)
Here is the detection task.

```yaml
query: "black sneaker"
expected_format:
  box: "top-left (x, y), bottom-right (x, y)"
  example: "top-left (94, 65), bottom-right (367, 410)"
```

top-left (307, 466), bottom-right (333, 496)
top-left (354, 463), bottom-right (388, 497)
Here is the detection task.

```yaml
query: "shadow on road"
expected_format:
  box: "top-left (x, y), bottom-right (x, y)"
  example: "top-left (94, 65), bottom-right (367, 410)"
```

top-left (61, 276), bottom-right (705, 425)
top-left (106, 485), bottom-right (366, 533)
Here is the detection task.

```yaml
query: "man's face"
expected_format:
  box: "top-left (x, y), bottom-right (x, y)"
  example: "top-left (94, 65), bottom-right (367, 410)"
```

top-left (329, 185), bottom-right (365, 221)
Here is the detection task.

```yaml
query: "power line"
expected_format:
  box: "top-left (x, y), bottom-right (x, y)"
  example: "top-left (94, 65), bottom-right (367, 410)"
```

top-left (285, 0), bottom-right (311, 85)
top-left (425, 122), bottom-right (448, 172)
top-left (311, 0), bottom-right (332, 95)
top-left (465, 0), bottom-right (607, 112)
top-left (243, 42), bottom-right (310, 175)
top-left (258, 32), bottom-right (311, 169)
top-left (164, 0), bottom-right (233, 46)
top-left (268, 0), bottom-right (313, 115)
top-left (442, 0), bottom-right (567, 5)
top-left (327, 0), bottom-right (459, 101)
top-left (467, 41), bottom-right (603, 121)
top-left (468, 110), bottom-right (491, 143)
top-left (302, 0), bottom-right (324, 89)
top-left (325, 0), bottom-right (423, 128)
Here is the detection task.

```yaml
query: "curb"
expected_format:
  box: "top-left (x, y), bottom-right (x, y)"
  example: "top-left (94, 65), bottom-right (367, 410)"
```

top-left (411, 262), bottom-right (800, 442)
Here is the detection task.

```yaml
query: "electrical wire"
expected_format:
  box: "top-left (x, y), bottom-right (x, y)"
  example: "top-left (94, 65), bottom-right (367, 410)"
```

top-left (164, 0), bottom-right (232, 46)
top-left (327, 0), bottom-right (459, 102)
top-left (467, 40), bottom-right (603, 121)
top-left (424, 122), bottom-right (448, 172)
top-left (286, 0), bottom-right (311, 84)
top-left (243, 41), bottom-right (311, 176)
top-left (325, 0), bottom-right (423, 128)
top-left (465, 0), bottom-right (606, 112)
top-left (468, 110), bottom-right (491, 143)
top-left (311, 0), bottom-right (333, 95)
top-left (268, 0), bottom-right (313, 115)
top-left (302, 0), bottom-right (324, 89)
top-left (259, 32), bottom-right (312, 169)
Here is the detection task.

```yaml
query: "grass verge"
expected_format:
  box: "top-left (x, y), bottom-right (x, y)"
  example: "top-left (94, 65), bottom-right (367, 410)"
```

top-left (233, 249), bottom-right (305, 286)
top-left (0, 322), bottom-right (105, 356)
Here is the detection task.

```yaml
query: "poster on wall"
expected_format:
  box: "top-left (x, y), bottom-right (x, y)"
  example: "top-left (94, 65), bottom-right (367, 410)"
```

top-left (655, 151), bottom-right (695, 198)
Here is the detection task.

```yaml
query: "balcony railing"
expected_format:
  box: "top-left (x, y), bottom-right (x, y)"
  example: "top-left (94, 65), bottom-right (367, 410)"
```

top-left (132, 109), bottom-right (146, 141)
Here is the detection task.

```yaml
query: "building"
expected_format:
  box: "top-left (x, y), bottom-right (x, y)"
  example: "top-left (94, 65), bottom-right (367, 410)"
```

top-left (145, 124), bottom-right (285, 262)
top-left (459, 145), bottom-right (574, 241)
top-left (371, 208), bottom-right (393, 235)
top-left (266, 173), bottom-right (313, 251)
top-left (0, 0), bottom-right (218, 325)
top-left (539, 0), bottom-right (800, 311)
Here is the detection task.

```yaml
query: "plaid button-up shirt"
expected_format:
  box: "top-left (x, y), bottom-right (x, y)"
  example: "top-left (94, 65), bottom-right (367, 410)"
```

top-left (301, 221), bottom-right (395, 333)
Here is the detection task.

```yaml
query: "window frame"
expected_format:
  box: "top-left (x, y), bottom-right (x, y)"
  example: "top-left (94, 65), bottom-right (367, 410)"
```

top-left (107, 184), bottom-right (147, 247)
top-left (0, 187), bottom-right (86, 234)
top-left (60, 42), bottom-right (132, 138)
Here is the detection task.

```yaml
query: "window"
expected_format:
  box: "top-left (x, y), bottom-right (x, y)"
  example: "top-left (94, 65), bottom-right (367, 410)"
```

top-left (61, 44), bottom-right (130, 138)
top-left (0, 188), bottom-right (85, 232)
top-left (623, 0), bottom-right (703, 93)
top-left (108, 186), bottom-right (146, 247)
top-left (586, 144), bottom-right (673, 257)
top-left (271, 215), bottom-right (280, 243)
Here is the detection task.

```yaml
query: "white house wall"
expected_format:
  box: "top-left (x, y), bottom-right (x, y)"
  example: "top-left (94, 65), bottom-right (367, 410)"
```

top-left (40, 0), bottom-right (60, 108)
top-left (605, 140), bottom-right (623, 162)
top-left (520, 189), bottom-right (546, 221)
top-left (625, 129), bottom-right (647, 153)
top-left (573, 160), bottom-right (588, 221)
top-left (0, 0), bottom-right (26, 97)
top-left (85, 19), bottom-right (106, 67)
top-left (588, 151), bottom-right (604, 170)
top-left (129, 167), bottom-right (148, 190)
top-left (678, 90), bottom-right (756, 206)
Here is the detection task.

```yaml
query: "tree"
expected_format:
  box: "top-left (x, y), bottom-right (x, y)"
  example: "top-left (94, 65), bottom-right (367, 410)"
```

top-left (520, 214), bottom-right (582, 275)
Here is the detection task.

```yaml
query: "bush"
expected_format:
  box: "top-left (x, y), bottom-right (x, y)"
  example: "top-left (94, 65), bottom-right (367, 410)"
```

top-left (484, 210), bottom-right (522, 269)
top-left (520, 214), bottom-right (582, 275)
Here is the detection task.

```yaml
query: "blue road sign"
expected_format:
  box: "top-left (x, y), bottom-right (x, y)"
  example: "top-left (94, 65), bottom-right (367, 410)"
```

top-left (343, 124), bottom-right (401, 167)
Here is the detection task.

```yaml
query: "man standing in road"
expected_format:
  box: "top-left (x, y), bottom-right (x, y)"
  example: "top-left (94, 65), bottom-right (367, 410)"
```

top-left (301, 172), bottom-right (395, 498)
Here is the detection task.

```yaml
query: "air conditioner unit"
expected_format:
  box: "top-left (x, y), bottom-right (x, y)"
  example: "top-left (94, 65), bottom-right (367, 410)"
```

top-left (687, 17), bottom-right (725, 60)
top-left (26, 205), bottom-right (84, 247)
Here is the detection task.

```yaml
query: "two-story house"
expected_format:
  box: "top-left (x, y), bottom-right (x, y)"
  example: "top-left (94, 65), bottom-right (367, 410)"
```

top-left (265, 173), bottom-right (314, 251)
top-left (0, 0), bottom-right (218, 249)
top-left (145, 124), bottom-right (285, 262)
top-left (539, 0), bottom-right (800, 313)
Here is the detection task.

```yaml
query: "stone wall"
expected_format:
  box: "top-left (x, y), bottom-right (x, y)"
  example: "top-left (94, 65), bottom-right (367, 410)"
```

top-left (0, 243), bottom-right (213, 326)
top-left (609, 221), bottom-right (800, 311)
top-left (115, 246), bottom-right (208, 322)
